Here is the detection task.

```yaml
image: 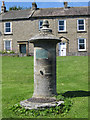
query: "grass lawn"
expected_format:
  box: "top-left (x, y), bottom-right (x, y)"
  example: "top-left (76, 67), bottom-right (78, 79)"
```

top-left (2, 56), bottom-right (88, 118)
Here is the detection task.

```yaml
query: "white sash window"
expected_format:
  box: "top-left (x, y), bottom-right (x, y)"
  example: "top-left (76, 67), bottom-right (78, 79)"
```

top-left (78, 38), bottom-right (86, 51)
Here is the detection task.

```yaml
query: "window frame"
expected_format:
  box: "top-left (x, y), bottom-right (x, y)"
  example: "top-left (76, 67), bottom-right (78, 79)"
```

top-left (58, 20), bottom-right (66, 32)
top-left (77, 19), bottom-right (85, 31)
top-left (78, 38), bottom-right (86, 51)
top-left (4, 22), bottom-right (12, 34)
top-left (39, 20), bottom-right (43, 30)
top-left (3, 39), bottom-right (12, 51)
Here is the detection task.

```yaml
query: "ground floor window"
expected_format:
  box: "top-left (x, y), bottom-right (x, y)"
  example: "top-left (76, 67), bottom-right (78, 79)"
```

top-left (4, 40), bottom-right (12, 51)
top-left (78, 38), bottom-right (86, 51)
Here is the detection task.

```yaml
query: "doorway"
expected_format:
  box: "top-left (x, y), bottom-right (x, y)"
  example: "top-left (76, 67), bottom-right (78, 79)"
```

top-left (59, 43), bottom-right (66, 56)
top-left (20, 44), bottom-right (26, 54)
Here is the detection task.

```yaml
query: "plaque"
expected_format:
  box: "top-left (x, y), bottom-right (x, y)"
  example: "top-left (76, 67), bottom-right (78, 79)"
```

top-left (36, 49), bottom-right (48, 59)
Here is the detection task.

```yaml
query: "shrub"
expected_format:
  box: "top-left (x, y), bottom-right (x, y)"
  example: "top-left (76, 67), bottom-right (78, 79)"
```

top-left (1, 50), bottom-right (15, 54)
top-left (9, 95), bottom-right (72, 117)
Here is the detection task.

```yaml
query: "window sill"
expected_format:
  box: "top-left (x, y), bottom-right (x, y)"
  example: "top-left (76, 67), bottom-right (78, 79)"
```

top-left (78, 50), bottom-right (87, 52)
top-left (58, 31), bottom-right (67, 33)
top-left (4, 33), bottom-right (13, 35)
top-left (77, 31), bottom-right (87, 33)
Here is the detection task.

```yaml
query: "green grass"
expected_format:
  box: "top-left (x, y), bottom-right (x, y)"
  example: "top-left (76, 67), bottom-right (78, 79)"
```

top-left (2, 56), bottom-right (88, 118)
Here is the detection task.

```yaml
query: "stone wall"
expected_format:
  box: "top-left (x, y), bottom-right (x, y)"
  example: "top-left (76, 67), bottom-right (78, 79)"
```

top-left (0, 21), bottom-right (2, 52)
top-left (67, 52), bottom-right (88, 56)
top-left (1, 16), bottom-right (88, 56)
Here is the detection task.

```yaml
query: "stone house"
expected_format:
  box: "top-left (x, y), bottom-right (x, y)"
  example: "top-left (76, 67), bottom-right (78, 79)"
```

top-left (0, 1), bottom-right (89, 56)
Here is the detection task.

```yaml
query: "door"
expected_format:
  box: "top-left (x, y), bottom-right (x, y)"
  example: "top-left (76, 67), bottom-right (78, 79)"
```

top-left (20, 44), bottom-right (26, 54)
top-left (59, 43), bottom-right (66, 56)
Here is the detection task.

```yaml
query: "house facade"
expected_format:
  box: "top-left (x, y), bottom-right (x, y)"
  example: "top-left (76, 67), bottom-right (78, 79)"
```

top-left (0, 1), bottom-right (89, 56)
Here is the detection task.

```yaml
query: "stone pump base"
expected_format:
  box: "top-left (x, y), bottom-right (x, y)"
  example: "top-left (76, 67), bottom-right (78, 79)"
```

top-left (20, 97), bottom-right (64, 110)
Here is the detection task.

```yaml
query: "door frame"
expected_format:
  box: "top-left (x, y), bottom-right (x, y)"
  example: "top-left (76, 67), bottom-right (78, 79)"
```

top-left (17, 41), bottom-right (29, 55)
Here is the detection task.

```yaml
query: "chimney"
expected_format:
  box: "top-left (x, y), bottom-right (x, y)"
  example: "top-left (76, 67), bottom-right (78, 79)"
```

top-left (64, 2), bottom-right (68, 9)
top-left (32, 2), bottom-right (37, 10)
top-left (1, 1), bottom-right (6, 13)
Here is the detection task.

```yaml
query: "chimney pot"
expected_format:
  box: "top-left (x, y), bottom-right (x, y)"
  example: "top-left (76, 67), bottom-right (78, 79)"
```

top-left (64, 2), bottom-right (68, 8)
top-left (2, 1), bottom-right (5, 6)
top-left (32, 2), bottom-right (37, 10)
top-left (1, 1), bottom-right (6, 13)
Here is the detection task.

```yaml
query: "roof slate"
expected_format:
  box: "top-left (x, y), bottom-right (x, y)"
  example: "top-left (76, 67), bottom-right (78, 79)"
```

top-left (33, 7), bottom-right (88, 17)
top-left (0, 9), bottom-right (34, 20)
top-left (0, 6), bottom-right (88, 21)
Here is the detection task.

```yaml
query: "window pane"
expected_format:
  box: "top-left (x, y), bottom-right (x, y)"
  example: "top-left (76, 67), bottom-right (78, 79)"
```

top-left (59, 26), bottom-right (64, 30)
top-left (79, 39), bottom-right (84, 43)
top-left (78, 20), bottom-right (84, 24)
top-left (6, 47), bottom-right (10, 51)
top-left (6, 28), bottom-right (11, 32)
top-left (6, 23), bottom-right (10, 27)
top-left (40, 21), bottom-right (43, 26)
top-left (5, 41), bottom-right (10, 51)
top-left (59, 21), bottom-right (64, 25)
top-left (39, 21), bottom-right (43, 29)
top-left (79, 44), bottom-right (85, 49)
top-left (7, 41), bottom-right (10, 46)
top-left (79, 26), bottom-right (84, 30)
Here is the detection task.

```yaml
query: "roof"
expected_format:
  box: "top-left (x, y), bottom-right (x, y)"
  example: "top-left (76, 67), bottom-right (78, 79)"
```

top-left (0, 9), bottom-right (34, 20)
top-left (0, 6), bottom-right (89, 21)
top-left (33, 7), bottom-right (88, 17)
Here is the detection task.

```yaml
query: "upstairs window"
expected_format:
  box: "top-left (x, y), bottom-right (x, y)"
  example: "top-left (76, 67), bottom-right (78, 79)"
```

top-left (77, 19), bottom-right (85, 31)
top-left (4, 22), bottom-right (12, 34)
top-left (39, 20), bottom-right (43, 30)
top-left (78, 38), bottom-right (86, 51)
top-left (58, 20), bottom-right (66, 32)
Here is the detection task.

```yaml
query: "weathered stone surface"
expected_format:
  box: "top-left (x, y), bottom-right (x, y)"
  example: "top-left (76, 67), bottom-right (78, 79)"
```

top-left (27, 97), bottom-right (56, 103)
top-left (29, 20), bottom-right (61, 98)
top-left (20, 99), bottom-right (64, 110)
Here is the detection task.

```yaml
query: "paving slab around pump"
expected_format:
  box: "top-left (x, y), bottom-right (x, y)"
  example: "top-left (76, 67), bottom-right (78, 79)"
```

top-left (20, 99), bottom-right (64, 110)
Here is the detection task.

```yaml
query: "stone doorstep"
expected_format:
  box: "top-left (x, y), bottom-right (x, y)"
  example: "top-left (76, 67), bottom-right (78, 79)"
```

top-left (20, 100), bottom-right (64, 110)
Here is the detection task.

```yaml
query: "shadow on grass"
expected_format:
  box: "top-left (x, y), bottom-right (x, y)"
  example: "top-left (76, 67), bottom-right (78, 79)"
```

top-left (58, 90), bottom-right (90, 98)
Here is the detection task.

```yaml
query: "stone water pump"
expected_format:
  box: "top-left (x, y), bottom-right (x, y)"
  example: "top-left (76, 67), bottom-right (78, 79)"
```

top-left (30, 20), bottom-right (61, 98)
top-left (20, 20), bottom-right (62, 109)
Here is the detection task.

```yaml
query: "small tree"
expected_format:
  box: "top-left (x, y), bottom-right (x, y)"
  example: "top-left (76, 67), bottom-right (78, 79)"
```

top-left (9, 6), bottom-right (23, 11)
